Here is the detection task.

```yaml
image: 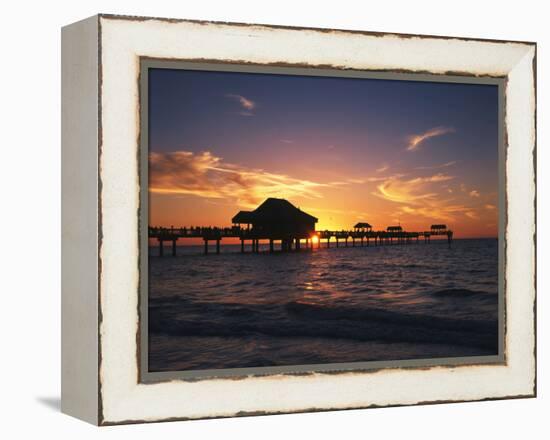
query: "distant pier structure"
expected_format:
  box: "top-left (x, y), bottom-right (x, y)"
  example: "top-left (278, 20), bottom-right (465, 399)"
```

top-left (149, 197), bottom-right (454, 256)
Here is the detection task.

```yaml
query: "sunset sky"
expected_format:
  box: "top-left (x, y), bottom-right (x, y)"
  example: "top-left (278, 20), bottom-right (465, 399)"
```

top-left (148, 68), bottom-right (499, 238)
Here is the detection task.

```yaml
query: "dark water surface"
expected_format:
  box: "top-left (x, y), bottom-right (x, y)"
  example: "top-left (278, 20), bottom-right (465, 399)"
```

top-left (148, 239), bottom-right (499, 372)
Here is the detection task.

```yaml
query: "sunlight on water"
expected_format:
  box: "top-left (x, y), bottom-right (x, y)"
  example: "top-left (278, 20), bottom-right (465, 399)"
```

top-left (148, 239), bottom-right (498, 371)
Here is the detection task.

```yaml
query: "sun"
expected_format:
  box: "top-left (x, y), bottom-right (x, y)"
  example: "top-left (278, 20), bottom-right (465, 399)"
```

top-left (311, 234), bottom-right (319, 244)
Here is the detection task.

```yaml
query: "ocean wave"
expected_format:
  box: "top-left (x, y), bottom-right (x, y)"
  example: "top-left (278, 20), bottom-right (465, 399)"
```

top-left (149, 298), bottom-right (498, 351)
top-left (431, 288), bottom-right (496, 298)
top-left (285, 301), bottom-right (496, 334)
top-left (148, 239), bottom-right (500, 367)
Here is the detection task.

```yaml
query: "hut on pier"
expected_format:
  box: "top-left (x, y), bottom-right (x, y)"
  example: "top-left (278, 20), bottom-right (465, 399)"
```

top-left (430, 224), bottom-right (448, 233)
top-left (354, 222), bottom-right (372, 232)
top-left (232, 198), bottom-right (318, 238)
top-left (232, 211), bottom-right (255, 230)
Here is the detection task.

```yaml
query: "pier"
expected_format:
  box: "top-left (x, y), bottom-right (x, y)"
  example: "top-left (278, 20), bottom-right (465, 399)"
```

top-left (149, 198), bottom-right (453, 256)
top-left (149, 225), bottom-right (453, 256)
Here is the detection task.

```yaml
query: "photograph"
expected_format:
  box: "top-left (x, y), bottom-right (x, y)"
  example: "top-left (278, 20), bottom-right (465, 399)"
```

top-left (1, 0), bottom-right (542, 434)
top-left (145, 66), bottom-right (502, 373)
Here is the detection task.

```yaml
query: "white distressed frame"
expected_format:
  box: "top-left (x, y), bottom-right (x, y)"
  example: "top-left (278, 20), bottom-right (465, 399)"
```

top-left (62, 14), bottom-right (536, 425)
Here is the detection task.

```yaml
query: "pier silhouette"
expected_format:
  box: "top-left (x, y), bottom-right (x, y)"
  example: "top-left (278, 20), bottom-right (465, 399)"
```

top-left (149, 198), bottom-right (453, 256)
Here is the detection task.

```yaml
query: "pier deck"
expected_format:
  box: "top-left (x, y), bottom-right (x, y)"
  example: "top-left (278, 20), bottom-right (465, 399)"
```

top-left (149, 225), bottom-right (454, 256)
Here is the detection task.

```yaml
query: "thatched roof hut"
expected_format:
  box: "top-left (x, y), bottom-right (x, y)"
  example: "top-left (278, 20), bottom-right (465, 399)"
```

top-left (430, 224), bottom-right (447, 231)
top-left (354, 222), bottom-right (372, 230)
top-left (232, 211), bottom-right (255, 225)
top-left (232, 198), bottom-right (317, 237)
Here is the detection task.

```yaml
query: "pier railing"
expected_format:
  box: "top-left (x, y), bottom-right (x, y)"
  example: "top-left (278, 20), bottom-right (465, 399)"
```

top-left (148, 225), bottom-right (454, 256)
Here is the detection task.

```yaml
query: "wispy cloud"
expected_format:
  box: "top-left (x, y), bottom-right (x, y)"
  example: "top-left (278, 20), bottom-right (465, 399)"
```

top-left (373, 173), bottom-right (454, 204)
top-left (406, 126), bottom-right (455, 152)
top-left (485, 204), bottom-right (496, 210)
top-left (376, 164), bottom-right (389, 173)
top-left (342, 173), bottom-right (405, 185)
top-left (371, 173), bottom-right (481, 222)
top-left (225, 94), bottom-right (256, 115)
top-left (396, 204), bottom-right (474, 223)
top-left (415, 161), bottom-right (458, 170)
top-left (281, 139), bottom-right (294, 144)
top-left (149, 150), bottom-right (331, 208)
top-left (469, 190), bottom-right (480, 198)
top-left (362, 174), bottom-right (406, 183)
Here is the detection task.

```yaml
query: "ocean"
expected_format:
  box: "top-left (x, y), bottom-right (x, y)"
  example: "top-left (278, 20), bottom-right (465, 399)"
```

top-left (148, 238), bottom-right (499, 372)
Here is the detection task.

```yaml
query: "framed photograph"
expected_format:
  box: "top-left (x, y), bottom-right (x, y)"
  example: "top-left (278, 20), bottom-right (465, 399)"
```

top-left (61, 14), bottom-right (536, 425)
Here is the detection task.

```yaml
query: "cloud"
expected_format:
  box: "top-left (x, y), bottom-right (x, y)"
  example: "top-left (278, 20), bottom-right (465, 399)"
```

top-left (469, 190), bottom-right (480, 198)
top-left (415, 161), bottom-right (458, 170)
top-left (396, 204), bottom-right (473, 222)
top-left (281, 139), bottom-right (294, 144)
top-left (149, 150), bottom-right (331, 208)
top-left (406, 126), bottom-right (455, 152)
top-left (225, 94), bottom-right (256, 114)
top-left (376, 165), bottom-right (389, 173)
top-left (345, 173), bottom-right (405, 184)
top-left (373, 173), bottom-right (454, 205)
top-left (372, 173), bottom-right (482, 222)
top-left (423, 174), bottom-right (455, 183)
top-left (485, 204), bottom-right (496, 210)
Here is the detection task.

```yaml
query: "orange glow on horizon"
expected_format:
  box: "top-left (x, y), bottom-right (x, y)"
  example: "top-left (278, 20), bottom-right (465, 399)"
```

top-left (148, 149), bottom-right (498, 239)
